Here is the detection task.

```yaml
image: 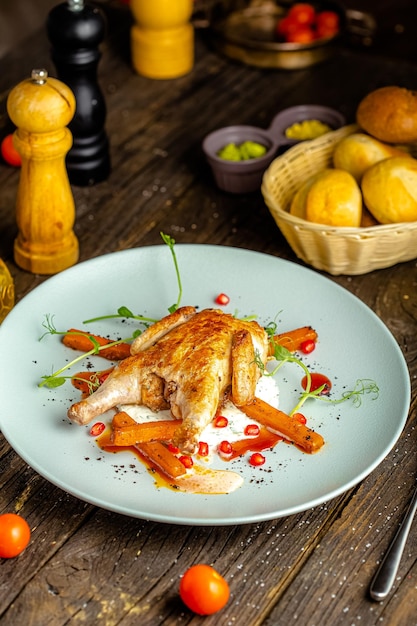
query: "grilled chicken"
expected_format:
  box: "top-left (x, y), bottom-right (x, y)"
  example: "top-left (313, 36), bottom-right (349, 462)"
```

top-left (68, 307), bottom-right (269, 453)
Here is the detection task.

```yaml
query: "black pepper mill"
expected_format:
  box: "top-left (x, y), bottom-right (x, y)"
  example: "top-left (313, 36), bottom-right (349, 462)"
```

top-left (47, 0), bottom-right (110, 186)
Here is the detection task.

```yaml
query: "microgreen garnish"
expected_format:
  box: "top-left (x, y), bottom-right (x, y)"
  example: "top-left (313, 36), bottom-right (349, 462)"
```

top-left (38, 321), bottom-right (140, 388)
top-left (263, 312), bottom-right (283, 341)
top-left (290, 378), bottom-right (379, 416)
top-left (160, 232), bottom-right (182, 313)
top-left (83, 307), bottom-right (157, 325)
top-left (81, 232), bottom-right (182, 324)
top-left (257, 340), bottom-right (379, 416)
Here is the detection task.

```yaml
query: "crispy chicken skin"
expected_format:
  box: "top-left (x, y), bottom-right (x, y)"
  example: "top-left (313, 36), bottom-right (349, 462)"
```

top-left (68, 307), bottom-right (269, 453)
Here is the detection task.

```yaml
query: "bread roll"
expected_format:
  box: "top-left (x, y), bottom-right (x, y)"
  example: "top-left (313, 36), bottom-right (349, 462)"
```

top-left (356, 86), bottom-right (417, 144)
top-left (361, 156), bottom-right (417, 223)
top-left (333, 133), bottom-right (410, 182)
top-left (290, 169), bottom-right (362, 227)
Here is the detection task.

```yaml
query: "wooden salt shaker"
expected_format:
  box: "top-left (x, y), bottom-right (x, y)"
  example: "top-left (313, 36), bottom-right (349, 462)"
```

top-left (7, 69), bottom-right (79, 275)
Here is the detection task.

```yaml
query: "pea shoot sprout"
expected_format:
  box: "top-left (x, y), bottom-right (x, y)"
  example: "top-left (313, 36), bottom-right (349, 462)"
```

top-left (256, 340), bottom-right (379, 416)
top-left (38, 315), bottom-right (140, 388)
top-left (83, 232), bottom-right (182, 325)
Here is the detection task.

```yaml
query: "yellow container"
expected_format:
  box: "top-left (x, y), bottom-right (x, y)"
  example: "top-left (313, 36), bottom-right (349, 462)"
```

top-left (131, 23), bottom-right (194, 79)
top-left (131, 0), bottom-right (193, 29)
top-left (0, 259), bottom-right (15, 323)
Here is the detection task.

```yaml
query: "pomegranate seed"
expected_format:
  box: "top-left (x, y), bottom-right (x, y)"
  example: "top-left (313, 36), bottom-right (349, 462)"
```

top-left (300, 339), bottom-right (316, 354)
top-left (168, 443), bottom-right (180, 455)
top-left (219, 440), bottom-right (233, 455)
top-left (294, 412), bottom-right (307, 424)
top-left (90, 422), bottom-right (105, 437)
top-left (198, 441), bottom-right (209, 456)
top-left (249, 452), bottom-right (266, 466)
top-left (215, 293), bottom-right (230, 306)
top-left (214, 415), bottom-right (228, 428)
top-left (179, 455), bottom-right (194, 469)
top-left (244, 424), bottom-right (260, 437)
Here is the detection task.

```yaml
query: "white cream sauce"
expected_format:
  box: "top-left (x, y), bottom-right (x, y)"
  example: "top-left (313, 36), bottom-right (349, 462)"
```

top-left (118, 375), bottom-right (279, 494)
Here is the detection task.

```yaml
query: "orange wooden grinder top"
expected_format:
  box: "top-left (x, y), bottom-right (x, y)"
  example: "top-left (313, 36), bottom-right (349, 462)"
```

top-left (7, 69), bottom-right (79, 275)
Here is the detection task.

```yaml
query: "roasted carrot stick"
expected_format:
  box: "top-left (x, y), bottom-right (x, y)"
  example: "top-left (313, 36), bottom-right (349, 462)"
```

top-left (240, 397), bottom-right (324, 454)
top-left (63, 329), bottom-right (131, 360)
top-left (136, 442), bottom-right (187, 478)
top-left (111, 417), bottom-right (182, 446)
top-left (110, 412), bottom-right (186, 478)
top-left (112, 411), bottom-right (137, 429)
top-left (269, 326), bottom-right (318, 355)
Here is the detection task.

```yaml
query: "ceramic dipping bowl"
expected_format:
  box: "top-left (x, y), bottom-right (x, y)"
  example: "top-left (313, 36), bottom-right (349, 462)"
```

top-left (202, 104), bottom-right (346, 193)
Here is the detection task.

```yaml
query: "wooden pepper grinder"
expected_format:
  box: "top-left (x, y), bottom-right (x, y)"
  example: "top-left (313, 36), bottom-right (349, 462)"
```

top-left (47, 0), bottom-right (110, 186)
top-left (131, 0), bottom-right (194, 79)
top-left (7, 69), bottom-right (79, 275)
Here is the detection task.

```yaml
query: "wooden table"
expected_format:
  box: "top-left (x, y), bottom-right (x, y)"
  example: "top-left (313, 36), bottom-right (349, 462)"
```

top-left (1, 3), bottom-right (416, 624)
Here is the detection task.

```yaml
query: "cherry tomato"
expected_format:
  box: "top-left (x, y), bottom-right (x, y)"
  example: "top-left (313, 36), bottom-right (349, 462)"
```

top-left (1, 134), bottom-right (21, 167)
top-left (276, 15), bottom-right (301, 38)
top-left (90, 422), bottom-right (106, 437)
top-left (316, 10), bottom-right (340, 30)
top-left (179, 564), bottom-right (230, 615)
top-left (286, 25), bottom-right (316, 44)
top-left (215, 293), bottom-right (230, 306)
top-left (288, 3), bottom-right (316, 25)
top-left (168, 443), bottom-right (180, 455)
top-left (316, 10), bottom-right (340, 39)
top-left (249, 452), bottom-right (266, 466)
top-left (0, 513), bottom-right (31, 558)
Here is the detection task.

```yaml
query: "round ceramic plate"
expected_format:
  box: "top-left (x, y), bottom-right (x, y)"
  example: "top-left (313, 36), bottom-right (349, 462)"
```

top-left (0, 245), bottom-right (410, 525)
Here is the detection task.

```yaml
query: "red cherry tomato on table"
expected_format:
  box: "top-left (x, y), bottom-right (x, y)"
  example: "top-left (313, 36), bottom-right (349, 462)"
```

top-left (179, 564), bottom-right (230, 615)
top-left (0, 513), bottom-right (31, 558)
top-left (1, 134), bottom-right (22, 167)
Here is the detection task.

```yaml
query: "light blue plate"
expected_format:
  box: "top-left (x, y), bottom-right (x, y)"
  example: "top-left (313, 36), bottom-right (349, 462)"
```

top-left (0, 245), bottom-right (410, 525)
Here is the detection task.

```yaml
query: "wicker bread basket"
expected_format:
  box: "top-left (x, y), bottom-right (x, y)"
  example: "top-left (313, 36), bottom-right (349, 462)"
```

top-left (262, 124), bottom-right (417, 275)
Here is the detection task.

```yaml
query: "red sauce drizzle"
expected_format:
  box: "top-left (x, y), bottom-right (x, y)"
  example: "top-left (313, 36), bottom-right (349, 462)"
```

top-left (301, 372), bottom-right (332, 394)
top-left (229, 427), bottom-right (282, 460)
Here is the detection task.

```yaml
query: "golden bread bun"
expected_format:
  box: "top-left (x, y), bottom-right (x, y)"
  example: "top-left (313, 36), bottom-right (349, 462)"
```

top-left (356, 86), bottom-right (417, 144)
top-left (290, 169), bottom-right (362, 227)
top-left (361, 156), bottom-right (417, 223)
top-left (333, 133), bottom-right (410, 182)
top-left (289, 171), bottom-right (322, 219)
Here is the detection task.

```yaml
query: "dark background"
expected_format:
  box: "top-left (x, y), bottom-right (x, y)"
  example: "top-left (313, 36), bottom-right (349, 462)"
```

top-left (1, 1), bottom-right (416, 61)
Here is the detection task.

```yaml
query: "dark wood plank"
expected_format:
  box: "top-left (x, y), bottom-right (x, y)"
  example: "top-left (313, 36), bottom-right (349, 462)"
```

top-left (0, 3), bottom-right (416, 624)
